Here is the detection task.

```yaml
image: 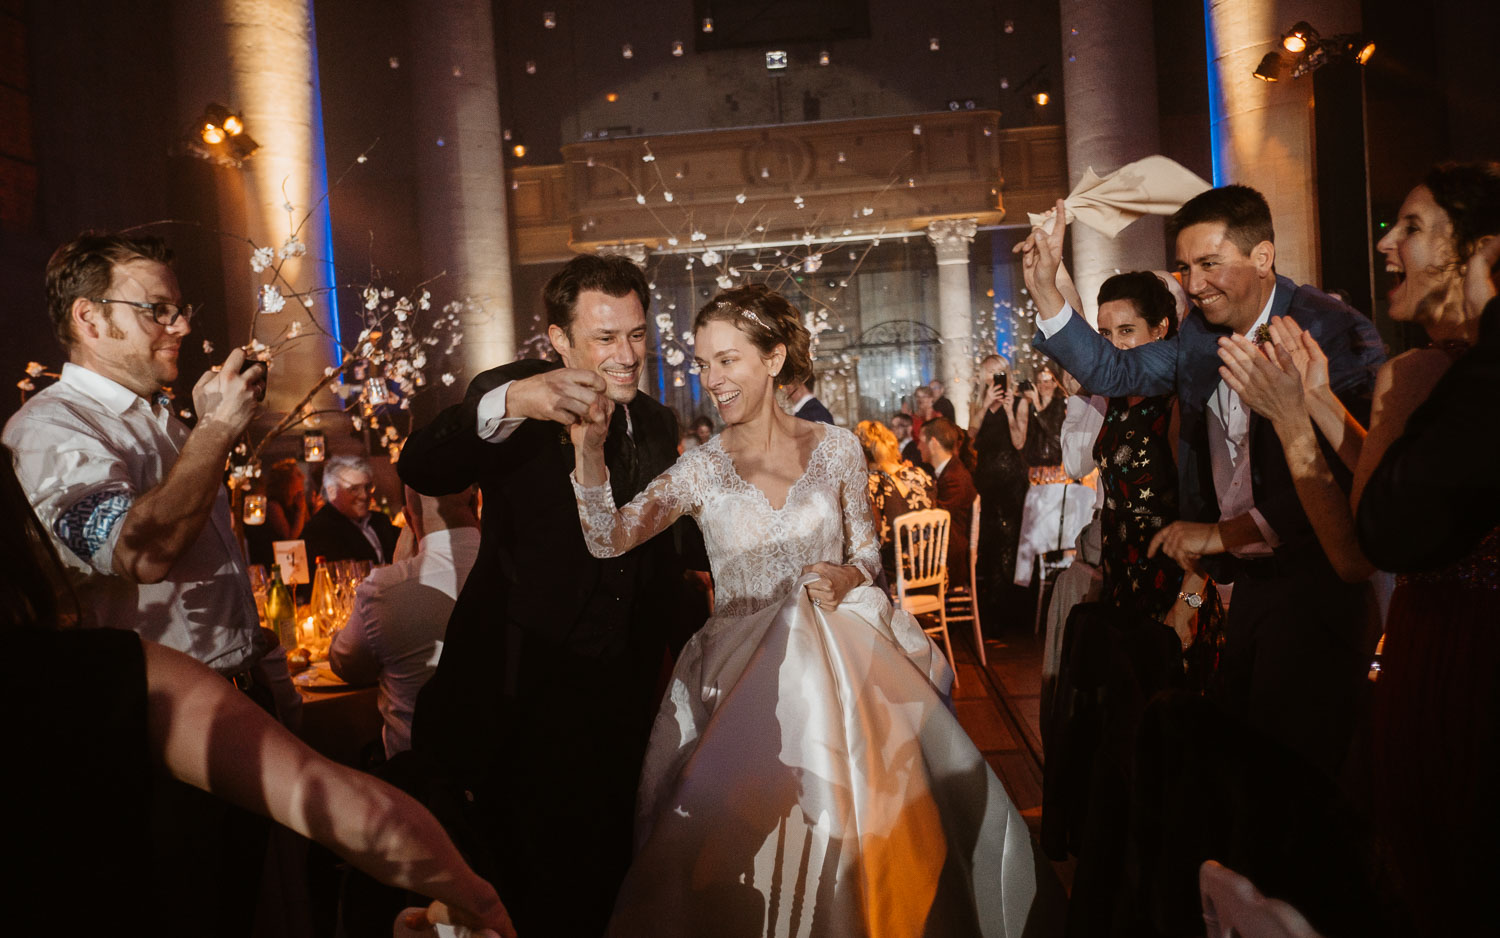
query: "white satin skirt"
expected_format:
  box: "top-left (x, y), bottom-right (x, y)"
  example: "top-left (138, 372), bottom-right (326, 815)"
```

top-left (607, 578), bottom-right (1037, 937)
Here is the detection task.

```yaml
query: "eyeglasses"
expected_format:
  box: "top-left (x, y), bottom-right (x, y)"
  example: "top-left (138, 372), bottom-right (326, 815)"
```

top-left (90, 297), bottom-right (197, 327)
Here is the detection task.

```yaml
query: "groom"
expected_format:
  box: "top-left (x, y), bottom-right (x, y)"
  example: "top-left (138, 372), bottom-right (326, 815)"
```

top-left (399, 254), bottom-right (685, 936)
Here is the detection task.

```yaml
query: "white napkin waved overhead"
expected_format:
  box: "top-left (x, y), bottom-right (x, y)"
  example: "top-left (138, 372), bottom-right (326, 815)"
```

top-left (1026, 155), bottom-right (1211, 239)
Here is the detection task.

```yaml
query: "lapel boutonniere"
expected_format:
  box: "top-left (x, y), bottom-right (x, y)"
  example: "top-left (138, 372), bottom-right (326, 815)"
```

top-left (1253, 323), bottom-right (1272, 347)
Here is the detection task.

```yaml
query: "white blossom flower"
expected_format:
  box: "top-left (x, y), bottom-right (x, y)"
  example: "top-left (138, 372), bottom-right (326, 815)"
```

top-left (716, 274), bottom-right (733, 289)
top-left (248, 338), bottom-right (268, 353)
top-left (701, 249), bottom-right (721, 266)
top-left (363, 287), bottom-right (380, 310)
top-left (418, 290), bottom-right (432, 311)
top-left (803, 254), bottom-right (823, 273)
top-left (250, 246), bottom-right (275, 272)
top-left (381, 287), bottom-right (395, 299)
top-left (655, 313), bottom-right (674, 332)
top-left (17, 378), bottom-right (34, 391)
top-left (635, 194), bottom-right (646, 205)
top-left (663, 191), bottom-right (673, 202)
top-left (441, 373), bottom-right (455, 386)
top-left (412, 351), bottom-right (427, 369)
top-left (259, 284), bottom-right (286, 313)
top-left (202, 340), bottom-right (214, 354)
top-left (278, 235), bottom-right (306, 259)
top-left (288, 320), bottom-right (303, 337)
top-left (388, 442), bottom-right (402, 461)
top-left (25, 361), bottom-right (46, 377)
top-left (664, 346), bottom-right (685, 366)
top-left (324, 366), bottom-right (338, 377)
top-left (351, 415), bottom-right (364, 431)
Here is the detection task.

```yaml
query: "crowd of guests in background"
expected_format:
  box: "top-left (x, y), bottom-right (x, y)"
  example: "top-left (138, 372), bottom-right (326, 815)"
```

top-left (2, 154), bottom-right (1496, 936)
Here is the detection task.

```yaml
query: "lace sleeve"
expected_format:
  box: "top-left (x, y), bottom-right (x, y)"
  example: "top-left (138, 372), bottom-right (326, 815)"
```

top-left (833, 431), bottom-right (881, 585)
top-left (571, 450), bottom-right (701, 558)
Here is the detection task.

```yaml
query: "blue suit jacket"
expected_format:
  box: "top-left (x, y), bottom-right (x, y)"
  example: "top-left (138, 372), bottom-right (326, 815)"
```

top-left (1036, 275), bottom-right (1384, 580)
top-left (796, 396), bottom-right (836, 425)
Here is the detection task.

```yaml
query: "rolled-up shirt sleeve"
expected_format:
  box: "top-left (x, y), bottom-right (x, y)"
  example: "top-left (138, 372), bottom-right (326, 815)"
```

top-left (8, 419), bottom-right (137, 576)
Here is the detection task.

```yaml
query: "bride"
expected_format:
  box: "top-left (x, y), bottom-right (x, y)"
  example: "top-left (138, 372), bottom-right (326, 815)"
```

top-left (568, 285), bottom-right (1037, 937)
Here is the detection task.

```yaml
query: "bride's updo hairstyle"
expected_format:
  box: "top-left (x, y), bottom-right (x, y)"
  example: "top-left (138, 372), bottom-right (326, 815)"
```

top-left (693, 284), bottom-right (814, 389)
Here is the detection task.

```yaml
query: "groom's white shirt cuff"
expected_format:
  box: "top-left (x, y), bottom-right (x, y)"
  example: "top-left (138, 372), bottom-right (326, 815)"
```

top-left (1034, 303), bottom-right (1075, 340)
top-left (476, 382), bottom-right (525, 443)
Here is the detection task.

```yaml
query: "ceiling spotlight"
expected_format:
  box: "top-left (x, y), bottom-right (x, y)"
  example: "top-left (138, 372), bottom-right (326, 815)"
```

top-left (1281, 21), bottom-right (1318, 54)
top-left (201, 123), bottom-right (225, 145)
top-left (193, 103), bottom-right (258, 162)
top-left (1033, 91), bottom-right (1050, 106)
top-left (1354, 39), bottom-right (1376, 65)
top-left (510, 133), bottom-right (527, 159)
top-left (1253, 52), bottom-right (1282, 81)
top-left (222, 114), bottom-right (244, 136)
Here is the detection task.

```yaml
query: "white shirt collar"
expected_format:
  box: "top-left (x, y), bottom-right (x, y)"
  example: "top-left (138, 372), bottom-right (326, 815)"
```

top-left (1242, 284), bottom-right (1277, 339)
top-left (789, 394), bottom-right (811, 415)
top-left (933, 456), bottom-right (951, 479)
top-left (60, 362), bottom-right (161, 415)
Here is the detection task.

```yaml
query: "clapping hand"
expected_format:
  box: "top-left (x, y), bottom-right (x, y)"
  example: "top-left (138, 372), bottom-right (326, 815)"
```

top-left (1465, 233), bottom-right (1500, 320)
top-left (1265, 317), bottom-right (1330, 399)
top-left (1216, 332), bottom-right (1308, 429)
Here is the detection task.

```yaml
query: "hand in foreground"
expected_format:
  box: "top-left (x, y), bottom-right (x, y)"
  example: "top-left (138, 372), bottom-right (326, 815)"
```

top-left (1465, 233), bottom-right (1500, 320)
top-left (506, 368), bottom-right (606, 426)
top-left (399, 895), bottom-right (517, 938)
top-left (1147, 520), bottom-right (1223, 573)
top-left (802, 562), bottom-right (864, 610)
top-left (1216, 333), bottom-right (1308, 429)
top-left (192, 347), bottom-right (265, 437)
top-left (1163, 597), bottom-right (1198, 650)
top-left (1265, 316), bottom-right (1330, 400)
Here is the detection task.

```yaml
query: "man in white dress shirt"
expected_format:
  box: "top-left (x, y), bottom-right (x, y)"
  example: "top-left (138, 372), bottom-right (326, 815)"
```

top-left (3, 230), bottom-right (286, 935)
top-left (330, 485), bottom-right (480, 758)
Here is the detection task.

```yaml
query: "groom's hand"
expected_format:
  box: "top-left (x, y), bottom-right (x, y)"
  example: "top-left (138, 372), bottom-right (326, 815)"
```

top-left (507, 368), bottom-right (606, 425)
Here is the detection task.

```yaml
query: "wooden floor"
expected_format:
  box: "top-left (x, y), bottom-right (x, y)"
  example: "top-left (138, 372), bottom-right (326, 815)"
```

top-left (947, 619), bottom-right (1076, 896)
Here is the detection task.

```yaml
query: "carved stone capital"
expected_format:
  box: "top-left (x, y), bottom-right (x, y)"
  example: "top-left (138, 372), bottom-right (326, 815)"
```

top-left (926, 217), bottom-right (978, 265)
top-left (595, 242), bottom-right (649, 267)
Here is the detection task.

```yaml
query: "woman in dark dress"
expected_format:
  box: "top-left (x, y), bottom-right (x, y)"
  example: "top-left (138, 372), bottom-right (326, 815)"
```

top-left (970, 354), bottom-right (1032, 628)
top-left (854, 419), bottom-right (934, 587)
top-left (1090, 272), bottom-right (1207, 635)
top-left (1219, 162), bottom-right (1500, 936)
top-left (1014, 362), bottom-right (1068, 478)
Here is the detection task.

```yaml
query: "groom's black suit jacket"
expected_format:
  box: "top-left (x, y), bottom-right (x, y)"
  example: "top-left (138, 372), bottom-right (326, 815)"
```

top-left (397, 357), bottom-right (684, 935)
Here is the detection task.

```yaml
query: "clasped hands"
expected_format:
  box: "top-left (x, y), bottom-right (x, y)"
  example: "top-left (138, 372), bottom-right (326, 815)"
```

top-left (505, 368), bottom-right (614, 450)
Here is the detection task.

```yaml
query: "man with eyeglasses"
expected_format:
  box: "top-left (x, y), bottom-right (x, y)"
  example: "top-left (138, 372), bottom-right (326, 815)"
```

top-left (302, 454), bottom-right (400, 565)
top-left (3, 231), bottom-right (287, 932)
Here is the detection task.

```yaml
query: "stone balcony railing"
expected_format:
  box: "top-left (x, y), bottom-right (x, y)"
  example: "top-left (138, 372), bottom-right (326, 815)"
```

top-left (507, 111), bottom-right (1066, 265)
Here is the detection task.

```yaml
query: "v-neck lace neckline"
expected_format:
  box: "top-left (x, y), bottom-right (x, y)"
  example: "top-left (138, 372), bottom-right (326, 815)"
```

top-left (712, 427), bottom-right (832, 513)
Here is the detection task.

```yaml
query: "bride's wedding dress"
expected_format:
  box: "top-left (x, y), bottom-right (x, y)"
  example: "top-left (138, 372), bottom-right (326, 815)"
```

top-left (573, 424), bottom-right (1036, 937)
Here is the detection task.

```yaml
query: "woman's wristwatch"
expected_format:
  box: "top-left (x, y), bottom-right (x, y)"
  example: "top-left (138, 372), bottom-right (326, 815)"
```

top-left (1178, 590), bottom-right (1204, 609)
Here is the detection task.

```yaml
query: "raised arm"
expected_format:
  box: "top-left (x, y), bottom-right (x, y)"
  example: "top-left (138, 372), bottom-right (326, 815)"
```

top-left (142, 640), bottom-right (514, 936)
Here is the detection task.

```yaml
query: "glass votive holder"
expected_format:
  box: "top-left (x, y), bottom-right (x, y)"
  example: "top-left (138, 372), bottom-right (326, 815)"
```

top-left (303, 431), bottom-right (326, 462)
top-left (243, 494), bottom-right (267, 525)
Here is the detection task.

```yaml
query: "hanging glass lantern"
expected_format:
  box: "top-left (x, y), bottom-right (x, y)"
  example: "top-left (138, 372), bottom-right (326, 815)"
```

top-left (243, 494), bottom-right (267, 526)
top-left (303, 430), bottom-right (326, 462)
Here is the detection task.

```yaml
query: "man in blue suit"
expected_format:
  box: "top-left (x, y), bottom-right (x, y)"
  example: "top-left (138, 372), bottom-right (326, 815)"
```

top-left (1020, 186), bottom-right (1385, 778)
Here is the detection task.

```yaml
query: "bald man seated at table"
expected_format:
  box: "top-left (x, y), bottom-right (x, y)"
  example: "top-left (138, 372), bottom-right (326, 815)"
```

top-left (329, 486), bottom-right (480, 758)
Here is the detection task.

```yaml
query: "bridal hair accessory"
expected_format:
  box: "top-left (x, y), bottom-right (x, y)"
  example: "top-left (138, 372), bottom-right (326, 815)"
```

top-left (740, 309), bottom-right (764, 327)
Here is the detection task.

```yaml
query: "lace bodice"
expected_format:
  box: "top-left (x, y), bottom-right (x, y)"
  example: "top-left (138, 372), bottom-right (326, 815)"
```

top-left (573, 425), bottom-right (881, 618)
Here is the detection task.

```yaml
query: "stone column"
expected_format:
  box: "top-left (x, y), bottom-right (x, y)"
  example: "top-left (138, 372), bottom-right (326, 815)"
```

top-left (926, 218), bottom-right (977, 428)
top-left (173, 0), bottom-right (341, 418)
top-left (1205, 0), bottom-right (1361, 288)
top-left (1060, 0), bottom-right (1164, 323)
top-left (407, 0), bottom-right (515, 377)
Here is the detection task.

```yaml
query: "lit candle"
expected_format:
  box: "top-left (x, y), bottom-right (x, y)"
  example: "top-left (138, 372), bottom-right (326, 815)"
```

top-left (244, 494), bottom-right (267, 525)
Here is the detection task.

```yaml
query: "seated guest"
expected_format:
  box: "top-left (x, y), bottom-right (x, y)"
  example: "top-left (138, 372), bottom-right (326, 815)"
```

top-left (784, 374), bottom-right (834, 424)
top-left (854, 420), bottom-right (934, 585)
top-left (890, 411), bottom-right (925, 471)
top-left (691, 415), bottom-right (714, 445)
top-left (330, 485), bottom-right (481, 758)
top-left (304, 455), bottom-right (399, 564)
top-left (919, 416), bottom-right (977, 587)
top-left (0, 442), bottom-right (514, 938)
top-left (245, 458), bottom-right (308, 568)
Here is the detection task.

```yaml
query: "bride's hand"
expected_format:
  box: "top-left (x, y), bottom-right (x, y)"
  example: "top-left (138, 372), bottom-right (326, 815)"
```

top-left (568, 393), bottom-right (613, 452)
top-left (803, 562), bottom-right (863, 610)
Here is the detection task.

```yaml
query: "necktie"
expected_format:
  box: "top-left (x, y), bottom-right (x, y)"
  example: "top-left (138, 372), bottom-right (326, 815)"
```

top-left (606, 406), bottom-right (639, 506)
